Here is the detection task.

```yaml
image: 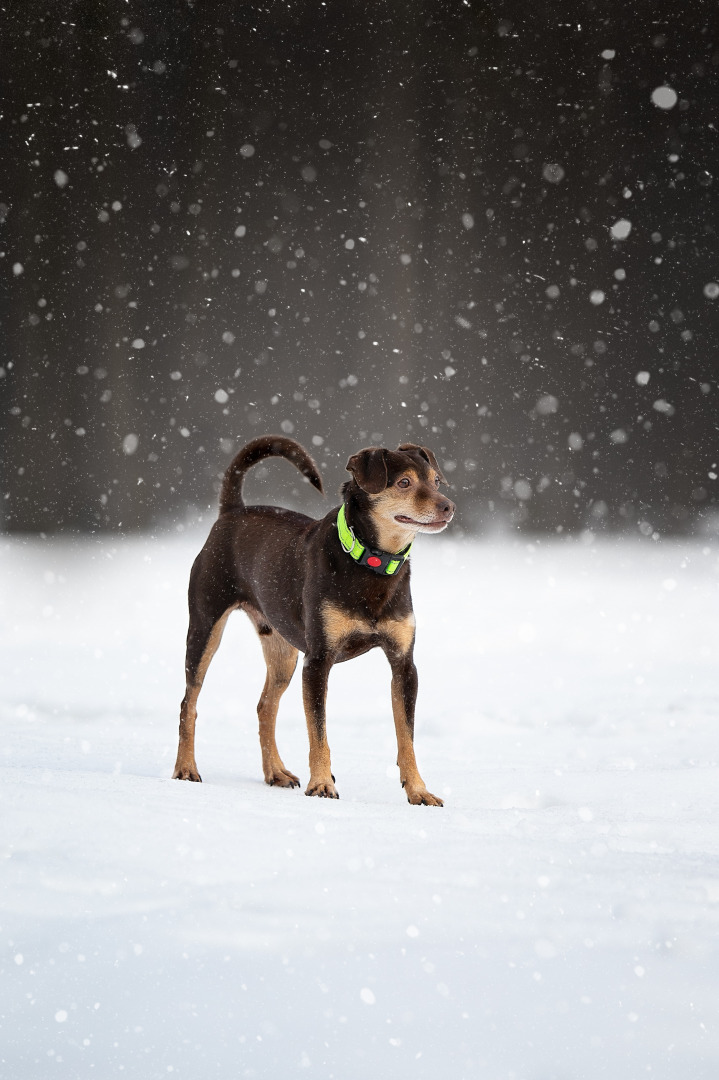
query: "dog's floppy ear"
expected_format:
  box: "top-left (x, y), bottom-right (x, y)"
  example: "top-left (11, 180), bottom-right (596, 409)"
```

top-left (397, 442), bottom-right (447, 484)
top-left (346, 447), bottom-right (388, 494)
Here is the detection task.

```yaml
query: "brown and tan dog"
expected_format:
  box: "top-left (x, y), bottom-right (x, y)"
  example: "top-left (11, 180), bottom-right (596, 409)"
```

top-left (172, 435), bottom-right (455, 804)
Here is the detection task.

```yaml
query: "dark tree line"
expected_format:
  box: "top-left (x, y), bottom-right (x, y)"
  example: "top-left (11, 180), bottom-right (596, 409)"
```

top-left (3, 1), bottom-right (718, 535)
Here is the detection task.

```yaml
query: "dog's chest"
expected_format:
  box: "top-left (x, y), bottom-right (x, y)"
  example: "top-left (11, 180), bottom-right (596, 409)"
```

top-left (321, 599), bottom-right (415, 657)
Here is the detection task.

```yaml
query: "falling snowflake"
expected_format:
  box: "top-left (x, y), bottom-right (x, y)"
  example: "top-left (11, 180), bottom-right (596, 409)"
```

top-left (651, 85), bottom-right (678, 109)
top-left (610, 219), bottom-right (632, 240)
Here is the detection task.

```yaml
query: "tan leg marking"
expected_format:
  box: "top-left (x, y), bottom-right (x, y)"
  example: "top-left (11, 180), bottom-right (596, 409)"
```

top-left (379, 612), bottom-right (416, 656)
top-left (391, 677), bottom-right (443, 807)
top-left (254, 624), bottom-right (300, 788)
top-left (300, 665), bottom-right (336, 803)
top-left (173, 605), bottom-right (237, 781)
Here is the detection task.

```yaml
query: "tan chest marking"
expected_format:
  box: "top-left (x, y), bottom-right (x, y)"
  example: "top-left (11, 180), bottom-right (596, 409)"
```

top-left (321, 600), bottom-right (415, 654)
top-left (321, 600), bottom-right (371, 646)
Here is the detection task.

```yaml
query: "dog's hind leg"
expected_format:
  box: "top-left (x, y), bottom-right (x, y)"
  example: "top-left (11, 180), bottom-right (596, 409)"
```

top-left (246, 609), bottom-right (300, 788)
top-left (173, 604), bottom-right (237, 782)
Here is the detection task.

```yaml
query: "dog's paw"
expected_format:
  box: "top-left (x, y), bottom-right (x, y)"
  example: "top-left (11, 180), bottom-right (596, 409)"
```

top-left (265, 767), bottom-right (301, 789)
top-left (305, 778), bottom-right (339, 799)
top-left (173, 763), bottom-right (202, 782)
top-left (405, 786), bottom-right (443, 807)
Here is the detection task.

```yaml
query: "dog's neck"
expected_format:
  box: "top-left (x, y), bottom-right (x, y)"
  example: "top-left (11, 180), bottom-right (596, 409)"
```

top-left (342, 487), bottom-right (416, 555)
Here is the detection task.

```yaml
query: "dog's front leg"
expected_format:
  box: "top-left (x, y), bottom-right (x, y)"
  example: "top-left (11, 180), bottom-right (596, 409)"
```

top-left (389, 653), bottom-right (443, 806)
top-left (302, 653), bottom-right (338, 798)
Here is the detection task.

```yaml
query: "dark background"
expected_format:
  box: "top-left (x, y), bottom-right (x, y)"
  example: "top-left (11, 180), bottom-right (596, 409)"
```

top-left (3, 1), bottom-right (718, 536)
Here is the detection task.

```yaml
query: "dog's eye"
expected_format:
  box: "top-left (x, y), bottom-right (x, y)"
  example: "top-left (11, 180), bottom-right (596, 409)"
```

top-left (397, 477), bottom-right (411, 489)
top-left (434, 475), bottom-right (441, 487)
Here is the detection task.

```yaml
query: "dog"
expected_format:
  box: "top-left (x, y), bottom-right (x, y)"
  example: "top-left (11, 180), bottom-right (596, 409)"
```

top-left (172, 435), bottom-right (455, 804)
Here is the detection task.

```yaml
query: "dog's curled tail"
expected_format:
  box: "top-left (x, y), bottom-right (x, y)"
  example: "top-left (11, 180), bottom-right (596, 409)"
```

top-left (219, 435), bottom-right (324, 514)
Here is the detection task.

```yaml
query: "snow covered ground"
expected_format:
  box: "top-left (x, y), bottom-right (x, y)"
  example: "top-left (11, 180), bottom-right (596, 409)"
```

top-left (2, 525), bottom-right (719, 1079)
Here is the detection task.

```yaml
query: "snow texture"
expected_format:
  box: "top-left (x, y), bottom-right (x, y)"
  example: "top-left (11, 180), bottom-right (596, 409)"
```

top-left (2, 530), bottom-right (719, 1078)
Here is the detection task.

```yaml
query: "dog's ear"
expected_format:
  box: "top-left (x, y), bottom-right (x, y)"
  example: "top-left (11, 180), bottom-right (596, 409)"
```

top-left (397, 443), bottom-right (447, 484)
top-left (346, 447), bottom-right (388, 494)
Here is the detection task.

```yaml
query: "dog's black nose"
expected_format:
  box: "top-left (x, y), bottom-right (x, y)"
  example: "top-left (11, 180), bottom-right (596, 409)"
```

top-left (439, 500), bottom-right (454, 516)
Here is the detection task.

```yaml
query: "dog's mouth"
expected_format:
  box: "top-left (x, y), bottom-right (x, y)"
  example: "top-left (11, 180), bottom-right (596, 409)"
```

top-left (395, 514), bottom-right (452, 531)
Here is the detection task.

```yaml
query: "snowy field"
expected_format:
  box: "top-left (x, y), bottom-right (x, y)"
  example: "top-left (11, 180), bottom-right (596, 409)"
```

top-left (2, 525), bottom-right (719, 1079)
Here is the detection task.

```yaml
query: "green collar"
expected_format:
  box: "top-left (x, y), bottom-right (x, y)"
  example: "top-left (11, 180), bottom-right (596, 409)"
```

top-left (336, 504), bottom-right (412, 576)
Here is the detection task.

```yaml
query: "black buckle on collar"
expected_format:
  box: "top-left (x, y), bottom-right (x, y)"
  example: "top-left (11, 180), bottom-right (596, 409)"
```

top-left (358, 546), bottom-right (396, 575)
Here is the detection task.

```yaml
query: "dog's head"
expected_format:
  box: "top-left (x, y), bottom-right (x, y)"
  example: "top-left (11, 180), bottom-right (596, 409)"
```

top-left (344, 443), bottom-right (455, 546)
